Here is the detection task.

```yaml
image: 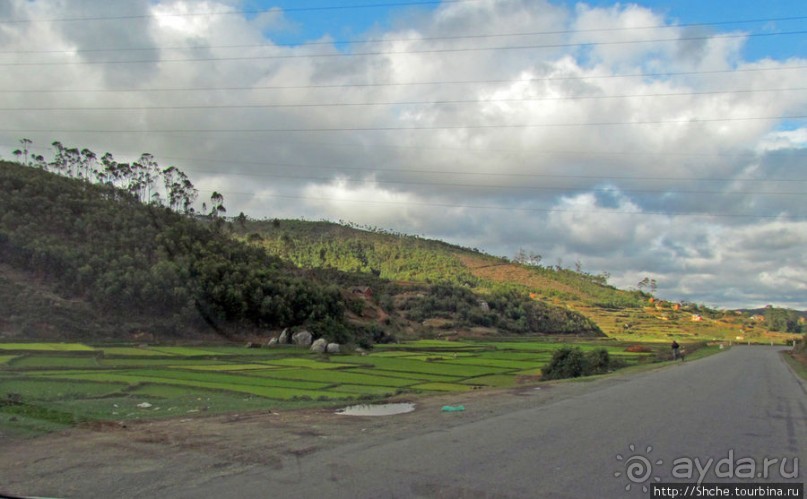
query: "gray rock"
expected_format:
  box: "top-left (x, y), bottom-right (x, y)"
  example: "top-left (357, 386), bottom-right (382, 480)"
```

top-left (292, 330), bottom-right (313, 347)
top-left (310, 338), bottom-right (328, 353)
top-left (326, 343), bottom-right (340, 354)
top-left (278, 328), bottom-right (290, 344)
top-left (266, 337), bottom-right (278, 347)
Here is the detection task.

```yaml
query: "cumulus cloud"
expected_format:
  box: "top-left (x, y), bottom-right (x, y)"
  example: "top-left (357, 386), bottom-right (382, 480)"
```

top-left (0, 0), bottom-right (805, 308)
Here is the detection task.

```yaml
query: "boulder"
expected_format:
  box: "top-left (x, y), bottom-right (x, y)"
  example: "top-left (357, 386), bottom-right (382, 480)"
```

top-left (292, 330), bottom-right (313, 347)
top-left (266, 337), bottom-right (278, 347)
top-left (310, 338), bottom-right (328, 353)
top-left (278, 328), bottom-right (290, 344)
top-left (326, 343), bottom-right (340, 354)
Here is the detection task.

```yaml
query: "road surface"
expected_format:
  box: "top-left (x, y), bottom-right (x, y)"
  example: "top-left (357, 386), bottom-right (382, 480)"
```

top-left (183, 346), bottom-right (806, 498)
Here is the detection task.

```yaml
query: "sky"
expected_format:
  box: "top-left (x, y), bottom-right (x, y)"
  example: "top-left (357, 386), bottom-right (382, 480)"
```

top-left (0, 0), bottom-right (805, 310)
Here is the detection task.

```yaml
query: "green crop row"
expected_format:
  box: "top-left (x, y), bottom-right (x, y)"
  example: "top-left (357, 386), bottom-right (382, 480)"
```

top-left (0, 343), bottom-right (95, 352)
top-left (0, 338), bottom-right (660, 437)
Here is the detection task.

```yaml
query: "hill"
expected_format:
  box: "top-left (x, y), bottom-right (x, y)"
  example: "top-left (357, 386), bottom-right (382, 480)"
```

top-left (0, 160), bottom-right (350, 341)
top-left (234, 218), bottom-right (802, 344)
top-left (0, 159), bottom-right (602, 343)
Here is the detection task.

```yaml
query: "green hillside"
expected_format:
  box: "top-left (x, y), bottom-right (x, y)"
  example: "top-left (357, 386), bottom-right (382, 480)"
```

top-left (0, 158), bottom-right (602, 342)
top-left (0, 160), bottom-right (345, 340)
top-left (234, 218), bottom-right (801, 344)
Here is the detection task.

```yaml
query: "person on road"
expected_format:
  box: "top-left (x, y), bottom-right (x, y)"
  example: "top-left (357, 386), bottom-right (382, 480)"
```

top-left (671, 340), bottom-right (681, 361)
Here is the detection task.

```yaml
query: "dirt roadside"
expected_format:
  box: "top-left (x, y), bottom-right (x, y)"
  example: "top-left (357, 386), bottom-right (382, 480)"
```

top-left (0, 373), bottom-right (642, 498)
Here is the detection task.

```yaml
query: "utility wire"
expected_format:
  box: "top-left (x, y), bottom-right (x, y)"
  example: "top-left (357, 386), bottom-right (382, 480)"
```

top-left (193, 189), bottom-right (806, 220)
top-left (174, 167), bottom-right (806, 197)
top-left (3, 15), bottom-right (806, 54)
top-left (2, 65), bottom-right (804, 94)
top-left (2, 88), bottom-right (804, 111)
top-left (2, 30), bottom-right (806, 66)
top-left (4, 114), bottom-right (804, 134)
top-left (0, 0), bottom-right (481, 24)
top-left (163, 156), bottom-right (807, 184)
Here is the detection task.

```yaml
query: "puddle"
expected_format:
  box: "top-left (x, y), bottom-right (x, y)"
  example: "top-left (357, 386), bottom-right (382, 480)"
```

top-left (335, 403), bottom-right (415, 417)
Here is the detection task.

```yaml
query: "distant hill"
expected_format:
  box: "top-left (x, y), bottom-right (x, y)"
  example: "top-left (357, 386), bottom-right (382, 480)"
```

top-left (736, 307), bottom-right (805, 333)
top-left (233, 219), bottom-right (803, 343)
top-left (0, 160), bottom-right (603, 343)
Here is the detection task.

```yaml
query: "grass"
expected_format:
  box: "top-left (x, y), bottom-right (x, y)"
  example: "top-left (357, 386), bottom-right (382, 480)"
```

top-left (99, 358), bottom-right (222, 368)
top-left (175, 363), bottom-right (281, 371)
top-left (245, 368), bottom-right (419, 387)
top-left (782, 352), bottom-right (807, 380)
top-left (337, 355), bottom-right (507, 377)
top-left (411, 382), bottom-right (474, 392)
top-left (98, 347), bottom-right (177, 357)
top-left (461, 374), bottom-right (520, 388)
top-left (8, 355), bottom-right (104, 369)
top-left (0, 343), bottom-right (95, 352)
top-left (0, 378), bottom-right (126, 401)
top-left (261, 358), bottom-right (355, 369)
top-left (0, 338), bottom-right (675, 437)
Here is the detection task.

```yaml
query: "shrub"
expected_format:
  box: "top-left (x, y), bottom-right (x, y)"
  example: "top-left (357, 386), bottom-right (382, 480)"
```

top-left (585, 348), bottom-right (611, 375)
top-left (541, 347), bottom-right (616, 380)
top-left (541, 347), bottom-right (587, 380)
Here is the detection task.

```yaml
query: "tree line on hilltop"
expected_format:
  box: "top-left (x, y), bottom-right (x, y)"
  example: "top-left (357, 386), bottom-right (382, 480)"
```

top-left (11, 138), bottom-right (227, 218)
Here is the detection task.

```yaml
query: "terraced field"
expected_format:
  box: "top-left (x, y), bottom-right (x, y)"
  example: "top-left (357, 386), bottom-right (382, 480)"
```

top-left (0, 340), bottom-right (653, 436)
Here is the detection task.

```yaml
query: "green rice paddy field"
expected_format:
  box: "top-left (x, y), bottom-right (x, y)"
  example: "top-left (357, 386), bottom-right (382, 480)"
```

top-left (0, 339), bottom-right (654, 436)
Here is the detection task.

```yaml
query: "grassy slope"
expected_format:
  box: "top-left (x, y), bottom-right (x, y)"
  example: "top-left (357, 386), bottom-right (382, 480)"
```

top-left (236, 219), bottom-right (799, 344)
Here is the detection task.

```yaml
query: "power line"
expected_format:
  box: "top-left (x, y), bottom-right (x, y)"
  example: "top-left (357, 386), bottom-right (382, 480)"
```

top-left (193, 189), bottom-right (806, 220)
top-left (2, 65), bottom-right (804, 94)
top-left (3, 87), bottom-right (805, 112)
top-left (4, 114), bottom-right (804, 134)
top-left (3, 30), bottom-right (806, 66)
top-left (0, 0), bottom-right (480, 24)
top-left (165, 157), bottom-right (807, 184)
top-left (7, 137), bottom-right (806, 165)
top-left (176, 167), bottom-right (806, 197)
top-left (4, 15), bottom-right (806, 55)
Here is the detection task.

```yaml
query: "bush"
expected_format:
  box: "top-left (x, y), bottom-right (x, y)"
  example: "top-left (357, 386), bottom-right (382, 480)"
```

top-left (541, 347), bottom-right (587, 380)
top-left (541, 347), bottom-right (615, 380)
top-left (585, 348), bottom-right (611, 375)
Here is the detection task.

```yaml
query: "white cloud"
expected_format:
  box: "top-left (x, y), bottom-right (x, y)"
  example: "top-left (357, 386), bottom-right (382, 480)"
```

top-left (1, 0), bottom-right (805, 308)
top-left (757, 128), bottom-right (807, 152)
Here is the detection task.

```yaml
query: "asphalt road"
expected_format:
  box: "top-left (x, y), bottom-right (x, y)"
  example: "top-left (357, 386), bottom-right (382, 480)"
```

top-left (181, 347), bottom-right (806, 499)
